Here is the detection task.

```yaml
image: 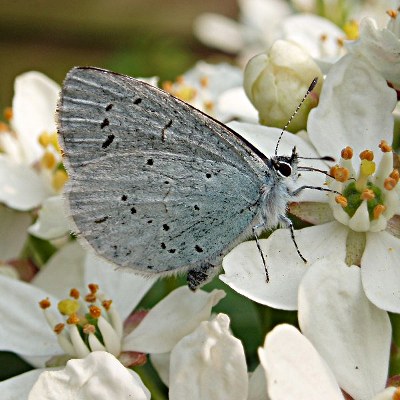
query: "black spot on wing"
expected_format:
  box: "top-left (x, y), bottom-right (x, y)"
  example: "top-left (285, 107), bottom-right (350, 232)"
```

top-left (102, 134), bottom-right (114, 149)
top-left (105, 104), bottom-right (113, 111)
top-left (101, 118), bottom-right (109, 129)
top-left (134, 98), bottom-right (142, 105)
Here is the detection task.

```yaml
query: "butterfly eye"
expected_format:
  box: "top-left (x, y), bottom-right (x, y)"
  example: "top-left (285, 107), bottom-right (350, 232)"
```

top-left (276, 162), bottom-right (292, 177)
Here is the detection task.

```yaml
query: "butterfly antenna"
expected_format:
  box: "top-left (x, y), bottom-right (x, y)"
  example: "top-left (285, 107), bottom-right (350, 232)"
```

top-left (274, 77), bottom-right (318, 156)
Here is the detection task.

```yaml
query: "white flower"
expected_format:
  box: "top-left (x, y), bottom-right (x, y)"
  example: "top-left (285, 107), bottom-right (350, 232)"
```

top-left (28, 351), bottom-right (150, 400)
top-left (0, 241), bottom-right (225, 394)
top-left (243, 40), bottom-right (323, 131)
top-left (162, 60), bottom-right (256, 122)
top-left (220, 15), bottom-right (399, 313)
top-left (0, 71), bottom-right (66, 211)
top-left (168, 313), bottom-right (248, 400)
top-left (193, 0), bottom-right (292, 63)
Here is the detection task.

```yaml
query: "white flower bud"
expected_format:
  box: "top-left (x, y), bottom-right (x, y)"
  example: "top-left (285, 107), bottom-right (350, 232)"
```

top-left (244, 40), bottom-right (323, 132)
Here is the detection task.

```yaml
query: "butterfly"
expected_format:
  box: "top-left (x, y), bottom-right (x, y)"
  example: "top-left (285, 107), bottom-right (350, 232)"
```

top-left (58, 67), bottom-right (331, 290)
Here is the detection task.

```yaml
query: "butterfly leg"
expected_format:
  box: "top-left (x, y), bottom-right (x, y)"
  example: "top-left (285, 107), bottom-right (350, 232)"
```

top-left (292, 185), bottom-right (340, 196)
top-left (278, 215), bottom-right (307, 263)
top-left (252, 224), bottom-right (269, 282)
top-left (187, 263), bottom-right (216, 291)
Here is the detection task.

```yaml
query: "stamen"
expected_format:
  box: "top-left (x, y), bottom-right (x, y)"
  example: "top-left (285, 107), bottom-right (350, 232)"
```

top-left (359, 149), bottom-right (374, 161)
top-left (162, 81), bottom-right (173, 92)
top-left (67, 313), bottom-right (80, 325)
top-left (85, 293), bottom-right (97, 303)
top-left (38, 132), bottom-right (52, 148)
top-left (102, 299), bottom-right (112, 311)
top-left (335, 195), bottom-right (348, 207)
top-left (70, 288), bottom-right (80, 299)
top-left (379, 140), bottom-right (392, 152)
top-left (360, 188), bottom-right (375, 200)
top-left (3, 107), bottom-right (13, 121)
top-left (89, 305), bottom-right (101, 319)
top-left (200, 76), bottom-right (208, 88)
top-left (356, 159), bottom-right (376, 191)
top-left (390, 169), bottom-right (399, 183)
top-left (54, 323), bottom-right (65, 334)
top-left (386, 9), bottom-right (398, 18)
top-left (384, 177), bottom-right (397, 190)
top-left (52, 170), bottom-right (68, 191)
top-left (203, 101), bottom-right (214, 113)
top-left (88, 283), bottom-right (99, 294)
top-left (320, 33), bottom-right (328, 41)
top-left (343, 20), bottom-right (359, 40)
top-left (330, 165), bottom-right (350, 182)
top-left (40, 151), bottom-right (57, 169)
top-left (373, 204), bottom-right (386, 219)
top-left (336, 37), bottom-right (344, 47)
top-left (39, 298), bottom-right (51, 309)
top-left (83, 324), bottom-right (96, 335)
top-left (341, 146), bottom-right (353, 160)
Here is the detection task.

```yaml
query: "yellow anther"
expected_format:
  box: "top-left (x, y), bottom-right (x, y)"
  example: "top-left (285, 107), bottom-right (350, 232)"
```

top-left (373, 204), bottom-right (386, 219)
top-left (0, 122), bottom-right (9, 132)
top-left (336, 37), bottom-right (344, 47)
top-left (162, 81), bottom-right (173, 92)
top-left (360, 189), bottom-right (375, 200)
top-left (176, 75), bottom-right (185, 84)
top-left (58, 299), bottom-right (80, 316)
top-left (335, 195), bottom-right (348, 207)
top-left (39, 298), bottom-right (51, 309)
top-left (89, 305), bottom-right (101, 319)
top-left (38, 132), bottom-right (52, 148)
top-left (52, 170), bottom-right (68, 192)
top-left (40, 151), bottom-right (57, 169)
top-left (320, 33), bottom-right (328, 42)
top-left (343, 20), bottom-right (359, 40)
top-left (359, 149), bottom-right (374, 161)
top-left (175, 86), bottom-right (197, 102)
top-left (341, 146), bottom-right (353, 160)
top-left (54, 323), bottom-right (65, 334)
top-left (379, 140), bottom-right (392, 153)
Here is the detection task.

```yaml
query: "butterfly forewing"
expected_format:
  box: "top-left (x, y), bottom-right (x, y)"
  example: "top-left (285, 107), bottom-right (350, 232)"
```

top-left (58, 67), bottom-right (265, 274)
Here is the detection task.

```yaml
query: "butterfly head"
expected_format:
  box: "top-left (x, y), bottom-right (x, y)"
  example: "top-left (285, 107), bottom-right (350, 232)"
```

top-left (269, 146), bottom-right (299, 179)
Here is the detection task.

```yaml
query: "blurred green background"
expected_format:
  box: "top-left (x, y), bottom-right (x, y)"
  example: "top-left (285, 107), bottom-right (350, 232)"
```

top-left (0, 0), bottom-right (237, 111)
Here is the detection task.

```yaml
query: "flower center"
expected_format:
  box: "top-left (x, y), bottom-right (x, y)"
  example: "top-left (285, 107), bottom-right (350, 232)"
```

top-left (328, 140), bottom-right (399, 232)
top-left (39, 283), bottom-right (123, 364)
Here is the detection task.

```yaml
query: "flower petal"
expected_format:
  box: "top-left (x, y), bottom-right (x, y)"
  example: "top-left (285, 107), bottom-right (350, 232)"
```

top-left (169, 313), bottom-right (248, 400)
top-left (84, 252), bottom-right (156, 321)
top-left (150, 352), bottom-right (170, 386)
top-left (308, 54), bottom-right (396, 167)
top-left (0, 368), bottom-right (46, 400)
top-left (298, 258), bottom-right (391, 399)
top-left (32, 241), bottom-right (86, 298)
top-left (221, 222), bottom-right (348, 309)
top-left (28, 196), bottom-right (70, 240)
top-left (28, 351), bottom-right (150, 400)
top-left (122, 286), bottom-right (225, 353)
top-left (0, 275), bottom-right (60, 359)
top-left (12, 71), bottom-right (60, 165)
top-left (0, 156), bottom-right (51, 210)
top-left (362, 231), bottom-right (400, 313)
top-left (258, 324), bottom-right (344, 400)
top-left (248, 364), bottom-right (269, 400)
top-left (0, 205), bottom-right (31, 259)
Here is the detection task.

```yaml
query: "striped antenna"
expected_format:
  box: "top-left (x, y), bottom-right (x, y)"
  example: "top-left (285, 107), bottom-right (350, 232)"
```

top-left (274, 77), bottom-right (318, 156)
